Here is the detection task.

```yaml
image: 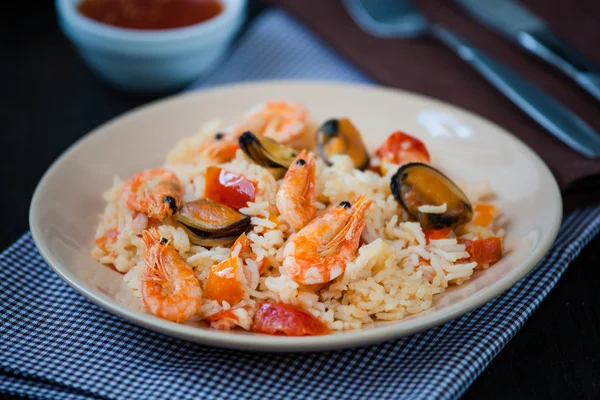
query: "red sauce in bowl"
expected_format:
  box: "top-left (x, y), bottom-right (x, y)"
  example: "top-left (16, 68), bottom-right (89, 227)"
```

top-left (77, 0), bottom-right (223, 30)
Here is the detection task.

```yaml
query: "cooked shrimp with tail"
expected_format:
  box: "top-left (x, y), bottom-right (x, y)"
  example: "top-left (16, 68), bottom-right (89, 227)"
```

top-left (276, 150), bottom-right (317, 230)
top-left (235, 101), bottom-right (311, 148)
top-left (202, 130), bottom-right (241, 163)
top-left (190, 101), bottom-right (311, 164)
top-left (141, 228), bottom-right (202, 323)
top-left (282, 196), bottom-right (372, 285)
top-left (121, 168), bottom-right (182, 220)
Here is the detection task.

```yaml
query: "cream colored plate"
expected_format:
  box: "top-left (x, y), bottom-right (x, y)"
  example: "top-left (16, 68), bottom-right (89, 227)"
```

top-left (30, 81), bottom-right (562, 352)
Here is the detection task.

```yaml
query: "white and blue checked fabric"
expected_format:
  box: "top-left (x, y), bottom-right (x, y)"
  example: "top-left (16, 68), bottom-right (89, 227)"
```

top-left (2, 10), bottom-right (600, 400)
top-left (187, 11), bottom-right (370, 88)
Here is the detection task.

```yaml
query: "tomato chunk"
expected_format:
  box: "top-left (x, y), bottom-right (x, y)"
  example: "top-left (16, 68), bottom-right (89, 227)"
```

top-left (252, 303), bottom-right (330, 336)
top-left (472, 204), bottom-right (498, 227)
top-left (205, 166), bottom-right (257, 210)
top-left (376, 131), bottom-right (430, 171)
top-left (424, 228), bottom-right (453, 241)
top-left (460, 237), bottom-right (502, 265)
top-left (204, 257), bottom-right (244, 306)
top-left (232, 233), bottom-right (269, 275)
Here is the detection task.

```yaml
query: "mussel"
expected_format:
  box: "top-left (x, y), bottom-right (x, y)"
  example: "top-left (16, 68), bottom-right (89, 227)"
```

top-left (390, 163), bottom-right (473, 230)
top-left (316, 118), bottom-right (369, 170)
top-left (238, 131), bottom-right (299, 170)
top-left (174, 199), bottom-right (251, 246)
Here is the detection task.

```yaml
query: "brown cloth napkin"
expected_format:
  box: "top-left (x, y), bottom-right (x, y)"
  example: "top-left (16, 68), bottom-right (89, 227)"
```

top-left (273, 0), bottom-right (600, 211)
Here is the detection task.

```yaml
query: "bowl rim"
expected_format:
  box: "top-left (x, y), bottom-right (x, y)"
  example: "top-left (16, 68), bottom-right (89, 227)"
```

top-left (55, 0), bottom-right (245, 43)
top-left (29, 80), bottom-right (563, 352)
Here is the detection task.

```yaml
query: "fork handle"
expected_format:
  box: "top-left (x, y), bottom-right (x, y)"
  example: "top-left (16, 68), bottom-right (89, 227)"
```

top-left (431, 26), bottom-right (600, 159)
top-left (518, 29), bottom-right (600, 102)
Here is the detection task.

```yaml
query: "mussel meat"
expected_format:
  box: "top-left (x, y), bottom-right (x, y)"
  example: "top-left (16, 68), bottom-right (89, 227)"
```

top-left (390, 163), bottom-right (473, 230)
top-left (238, 131), bottom-right (299, 169)
top-left (316, 118), bottom-right (369, 170)
top-left (174, 199), bottom-right (251, 246)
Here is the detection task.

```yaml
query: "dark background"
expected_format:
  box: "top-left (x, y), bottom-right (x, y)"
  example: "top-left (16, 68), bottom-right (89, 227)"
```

top-left (2, 2), bottom-right (599, 399)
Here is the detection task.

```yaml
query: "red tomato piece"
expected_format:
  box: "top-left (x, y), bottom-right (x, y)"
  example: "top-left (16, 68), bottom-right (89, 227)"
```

top-left (470, 237), bottom-right (503, 264)
top-left (252, 303), bottom-right (330, 336)
top-left (423, 228), bottom-right (453, 241)
top-left (376, 131), bottom-right (430, 166)
top-left (459, 237), bottom-right (502, 265)
top-left (205, 166), bottom-right (257, 210)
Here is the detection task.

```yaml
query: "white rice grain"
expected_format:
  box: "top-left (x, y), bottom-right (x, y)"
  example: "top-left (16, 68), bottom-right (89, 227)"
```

top-left (418, 203), bottom-right (447, 213)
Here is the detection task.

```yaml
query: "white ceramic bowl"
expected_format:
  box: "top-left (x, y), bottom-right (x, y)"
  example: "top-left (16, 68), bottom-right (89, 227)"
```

top-left (56, 0), bottom-right (246, 93)
top-left (30, 81), bottom-right (562, 352)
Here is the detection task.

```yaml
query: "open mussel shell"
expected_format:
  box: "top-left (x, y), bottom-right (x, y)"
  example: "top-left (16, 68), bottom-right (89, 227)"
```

top-left (390, 163), bottom-right (473, 230)
top-left (239, 131), bottom-right (299, 169)
top-left (175, 199), bottom-right (251, 246)
top-left (178, 225), bottom-right (243, 247)
top-left (316, 118), bottom-right (369, 170)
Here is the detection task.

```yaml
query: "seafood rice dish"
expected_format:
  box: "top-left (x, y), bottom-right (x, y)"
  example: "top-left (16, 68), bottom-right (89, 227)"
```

top-left (92, 101), bottom-right (505, 336)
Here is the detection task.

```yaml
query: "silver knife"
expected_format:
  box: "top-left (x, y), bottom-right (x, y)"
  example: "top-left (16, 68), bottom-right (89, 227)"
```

top-left (454, 0), bottom-right (600, 102)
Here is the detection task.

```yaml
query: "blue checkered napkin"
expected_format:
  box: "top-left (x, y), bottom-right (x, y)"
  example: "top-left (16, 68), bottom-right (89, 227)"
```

top-left (2, 211), bottom-right (600, 400)
top-left (2, 9), bottom-right (600, 400)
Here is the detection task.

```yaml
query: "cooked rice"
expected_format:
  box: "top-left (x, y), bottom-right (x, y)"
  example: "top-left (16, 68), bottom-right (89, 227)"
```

top-left (92, 118), bottom-right (503, 332)
top-left (418, 203), bottom-right (447, 214)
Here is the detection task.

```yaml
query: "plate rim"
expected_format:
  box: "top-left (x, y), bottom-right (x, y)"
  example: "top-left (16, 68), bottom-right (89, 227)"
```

top-left (29, 79), bottom-right (563, 352)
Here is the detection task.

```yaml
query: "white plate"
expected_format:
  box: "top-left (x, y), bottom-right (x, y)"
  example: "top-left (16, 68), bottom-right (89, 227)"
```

top-left (30, 81), bottom-right (562, 352)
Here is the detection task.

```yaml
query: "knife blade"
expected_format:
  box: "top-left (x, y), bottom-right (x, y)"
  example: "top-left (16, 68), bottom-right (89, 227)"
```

top-left (454, 0), bottom-right (600, 102)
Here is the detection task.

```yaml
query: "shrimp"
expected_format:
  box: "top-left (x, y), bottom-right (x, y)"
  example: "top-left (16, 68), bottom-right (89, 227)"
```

top-left (167, 129), bottom-right (239, 165)
top-left (282, 196), bottom-right (372, 285)
top-left (195, 102), bottom-right (309, 161)
top-left (206, 308), bottom-right (253, 331)
top-left (140, 228), bottom-right (202, 323)
top-left (275, 150), bottom-right (317, 230)
top-left (201, 131), bottom-right (241, 163)
top-left (235, 101), bottom-right (311, 148)
top-left (121, 168), bottom-right (182, 220)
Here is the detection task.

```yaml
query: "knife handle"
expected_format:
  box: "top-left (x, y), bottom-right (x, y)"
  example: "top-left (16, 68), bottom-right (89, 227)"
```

top-left (518, 29), bottom-right (600, 101)
top-left (432, 26), bottom-right (600, 159)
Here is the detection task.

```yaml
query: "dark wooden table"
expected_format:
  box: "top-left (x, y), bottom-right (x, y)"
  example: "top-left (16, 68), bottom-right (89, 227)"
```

top-left (3, 2), bottom-right (599, 399)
